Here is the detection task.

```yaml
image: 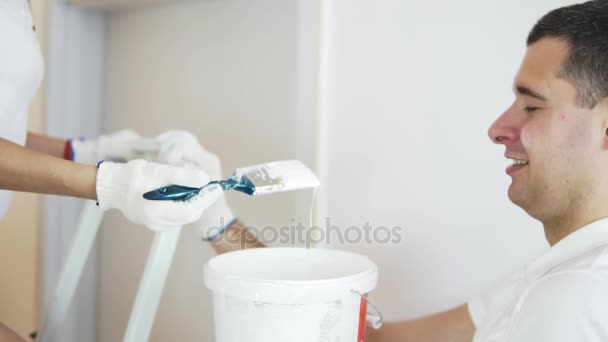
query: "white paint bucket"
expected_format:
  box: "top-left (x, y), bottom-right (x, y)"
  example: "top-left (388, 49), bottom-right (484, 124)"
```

top-left (204, 247), bottom-right (382, 342)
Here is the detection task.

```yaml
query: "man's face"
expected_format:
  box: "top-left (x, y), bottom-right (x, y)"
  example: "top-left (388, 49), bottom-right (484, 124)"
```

top-left (488, 38), bottom-right (608, 222)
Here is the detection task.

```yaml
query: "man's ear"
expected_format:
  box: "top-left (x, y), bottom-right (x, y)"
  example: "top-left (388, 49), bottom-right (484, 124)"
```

top-left (601, 97), bottom-right (608, 150)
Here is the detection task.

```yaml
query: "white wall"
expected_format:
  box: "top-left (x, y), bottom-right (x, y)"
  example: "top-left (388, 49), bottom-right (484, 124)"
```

top-left (99, 0), bottom-right (308, 340)
top-left (321, 0), bottom-right (577, 321)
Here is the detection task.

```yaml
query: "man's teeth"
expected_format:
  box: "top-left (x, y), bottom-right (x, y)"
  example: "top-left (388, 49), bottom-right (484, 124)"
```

top-left (512, 159), bottom-right (529, 166)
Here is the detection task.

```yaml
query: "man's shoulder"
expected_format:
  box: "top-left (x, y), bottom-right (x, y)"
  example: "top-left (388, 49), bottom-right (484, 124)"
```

top-left (531, 270), bottom-right (607, 296)
top-left (508, 270), bottom-right (608, 341)
top-left (521, 267), bottom-right (608, 315)
top-left (549, 244), bottom-right (608, 276)
top-left (503, 264), bottom-right (608, 340)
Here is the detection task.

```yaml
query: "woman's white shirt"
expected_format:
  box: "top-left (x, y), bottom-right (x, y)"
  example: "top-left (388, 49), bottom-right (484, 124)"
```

top-left (0, 0), bottom-right (44, 218)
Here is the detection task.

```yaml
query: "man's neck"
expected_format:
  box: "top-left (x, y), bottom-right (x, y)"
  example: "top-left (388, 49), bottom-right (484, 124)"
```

top-left (543, 206), bottom-right (608, 246)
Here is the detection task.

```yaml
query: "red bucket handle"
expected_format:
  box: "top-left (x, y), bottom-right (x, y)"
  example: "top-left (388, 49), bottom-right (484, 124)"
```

top-left (352, 290), bottom-right (383, 342)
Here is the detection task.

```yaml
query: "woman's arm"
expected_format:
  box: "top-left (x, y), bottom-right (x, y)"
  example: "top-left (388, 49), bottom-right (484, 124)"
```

top-left (0, 136), bottom-right (96, 199)
top-left (25, 132), bottom-right (66, 159)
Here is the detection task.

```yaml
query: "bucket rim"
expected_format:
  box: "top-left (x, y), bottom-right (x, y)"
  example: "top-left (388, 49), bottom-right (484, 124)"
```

top-left (207, 263), bottom-right (377, 287)
top-left (204, 247), bottom-right (378, 296)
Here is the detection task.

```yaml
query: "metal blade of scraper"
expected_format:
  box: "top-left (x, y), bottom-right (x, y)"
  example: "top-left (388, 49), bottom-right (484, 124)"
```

top-left (238, 160), bottom-right (320, 195)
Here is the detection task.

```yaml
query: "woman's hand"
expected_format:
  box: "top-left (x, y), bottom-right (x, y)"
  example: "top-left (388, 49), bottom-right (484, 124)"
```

top-left (96, 159), bottom-right (222, 231)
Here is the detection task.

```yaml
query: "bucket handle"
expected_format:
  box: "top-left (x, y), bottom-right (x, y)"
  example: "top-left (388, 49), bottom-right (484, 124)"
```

top-left (351, 290), bottom-right (383, 330)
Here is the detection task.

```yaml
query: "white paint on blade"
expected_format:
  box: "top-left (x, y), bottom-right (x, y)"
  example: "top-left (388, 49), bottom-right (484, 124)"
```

top-left (237, 160), bottom-right (320, 195)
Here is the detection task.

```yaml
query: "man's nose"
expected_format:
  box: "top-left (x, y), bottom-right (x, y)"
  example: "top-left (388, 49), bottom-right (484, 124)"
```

top-left (488, 109), bottom-right (519, 144)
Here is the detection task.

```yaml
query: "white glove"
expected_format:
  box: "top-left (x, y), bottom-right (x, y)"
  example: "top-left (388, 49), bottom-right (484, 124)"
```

top-left (96, 159), bottom-right (222, 231)
top-left (71, 129), bottom-right (159, 165)
top-left (156, 130), bottom-right (236, 240)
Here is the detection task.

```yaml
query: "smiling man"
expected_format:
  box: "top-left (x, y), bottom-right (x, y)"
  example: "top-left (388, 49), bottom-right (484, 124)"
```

top-left (368, 1), bottom-right (608, 341)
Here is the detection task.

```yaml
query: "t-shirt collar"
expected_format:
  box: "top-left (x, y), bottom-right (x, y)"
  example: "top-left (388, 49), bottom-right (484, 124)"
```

top-left (525, 217), bottom-right (608, 280)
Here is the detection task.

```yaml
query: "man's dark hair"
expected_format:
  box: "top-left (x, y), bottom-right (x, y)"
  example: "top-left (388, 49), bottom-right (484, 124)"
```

top-left (527, 0), bottom-right (608, 108)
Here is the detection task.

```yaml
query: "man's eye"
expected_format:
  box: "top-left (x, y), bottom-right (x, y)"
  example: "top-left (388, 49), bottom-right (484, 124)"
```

top-left (524, 106), bottom-right (540, 113)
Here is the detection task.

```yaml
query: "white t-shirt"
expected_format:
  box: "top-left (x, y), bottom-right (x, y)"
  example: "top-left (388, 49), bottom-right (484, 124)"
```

top-left (0, 0), bottom-right (44, 218)
top-left (469, 218), bottom-right (608, 342)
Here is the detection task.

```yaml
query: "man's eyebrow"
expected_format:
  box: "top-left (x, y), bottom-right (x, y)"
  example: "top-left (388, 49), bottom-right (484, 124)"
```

top-left (516, 85), bottom-right (548, 101)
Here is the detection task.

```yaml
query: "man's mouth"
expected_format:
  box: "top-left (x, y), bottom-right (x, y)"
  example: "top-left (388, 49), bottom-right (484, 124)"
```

top-left (506, 158), bottom-right (529, 176)
top-left (511, 159), bottom-right (529, 166)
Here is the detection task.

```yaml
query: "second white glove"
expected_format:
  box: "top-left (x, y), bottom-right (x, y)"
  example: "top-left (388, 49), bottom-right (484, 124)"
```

top-left (96, 159), bottom-right (221, 231)
top-left (71, 129), bottom-right (159, 165)
top-left (155, 130), bottom-right (236, 240)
